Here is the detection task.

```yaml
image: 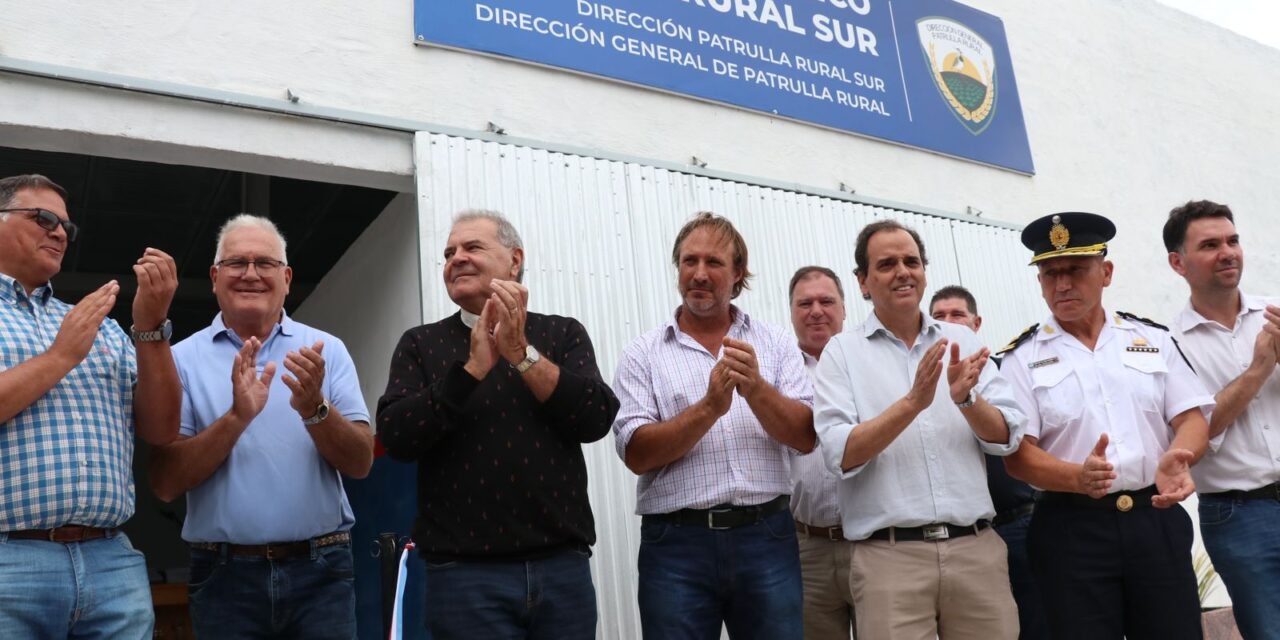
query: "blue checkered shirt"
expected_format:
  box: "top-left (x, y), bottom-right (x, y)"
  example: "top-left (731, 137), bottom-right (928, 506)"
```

top-left (0, 272), bottom-right (138, 531)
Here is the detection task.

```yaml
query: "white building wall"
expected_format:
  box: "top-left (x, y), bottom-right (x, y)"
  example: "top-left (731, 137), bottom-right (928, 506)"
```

top-left (4, 0), bottom-right (1277, 320)
top-left (293, 192), bottom-right (422, 415)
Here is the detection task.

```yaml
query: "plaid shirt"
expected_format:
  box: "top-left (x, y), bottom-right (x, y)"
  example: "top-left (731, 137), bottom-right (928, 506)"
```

top-left (613, 306), bottom-right (813, 514)
top-left (0, 273), bottom-right (137, 531)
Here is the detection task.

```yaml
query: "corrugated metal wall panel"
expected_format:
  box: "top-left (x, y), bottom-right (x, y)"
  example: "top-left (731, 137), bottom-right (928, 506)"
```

top-left (413, 133), bottom-right (1044, 639)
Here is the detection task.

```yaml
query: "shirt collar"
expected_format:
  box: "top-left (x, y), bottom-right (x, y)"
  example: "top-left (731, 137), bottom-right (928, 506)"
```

top-left (0, 271), bottom-right (53, 306)
top-left (861, 309), bottom-right (939, 341)
top-left (460, 308), bottom-right (480, 329)
top-left (664, 304), bottom-right (750, 340)
top-left (800, 349), bottom-right (818, 372)
top-left (1177, 292), bottom-right (1265, 332)
top-left (1035, 309), bottom-right (1128, 341)
top-left (210, 309), bottom-right (293, 344)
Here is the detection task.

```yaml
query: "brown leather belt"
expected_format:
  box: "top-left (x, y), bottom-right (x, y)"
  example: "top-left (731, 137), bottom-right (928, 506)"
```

top-left (5, 525), bottom-right (117, 543)
top-left (795, 520), bottom-right (845, 541)
top-left (190, 531), bottom-right (351, 560)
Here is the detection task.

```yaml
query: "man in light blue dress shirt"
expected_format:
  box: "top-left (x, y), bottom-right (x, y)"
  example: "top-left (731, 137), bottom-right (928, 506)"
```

top-left (814, 220), bottom-right (1024, 640)
top-left (150, 214), bottom-right (374, 639)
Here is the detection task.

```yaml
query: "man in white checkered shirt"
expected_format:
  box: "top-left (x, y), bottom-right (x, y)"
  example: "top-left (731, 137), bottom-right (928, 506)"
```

top-left (612, 211), bottom-right (815, 639)
top-left (0, 173), bottom-right (181, 639)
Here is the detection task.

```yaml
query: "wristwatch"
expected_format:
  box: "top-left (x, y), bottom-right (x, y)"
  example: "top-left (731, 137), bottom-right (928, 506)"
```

top-left (956, 389), bottom-right (977, 409)
top-left (515, 345), bottom-right (541, 373)
top-left (130, 319), bottom-right (173, 343)
top-left (302, 399), bottom-right (330, 426)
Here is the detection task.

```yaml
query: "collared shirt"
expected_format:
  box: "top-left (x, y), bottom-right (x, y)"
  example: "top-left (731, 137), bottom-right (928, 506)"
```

top-left (175, 312), bottom-right (370, 544)
top-left (1173, 293), bottom-right (1280, 493)
top-left (613, 306), bottom-right (814, 514)
top-left (790, 351), bottom-right (841, 528)
top-left (1002, 310), bottom-right (1215, 492)
top-left (0, 272), bottom-right (138, 531)
top-left (815, 311), bottom-right (1024, 541)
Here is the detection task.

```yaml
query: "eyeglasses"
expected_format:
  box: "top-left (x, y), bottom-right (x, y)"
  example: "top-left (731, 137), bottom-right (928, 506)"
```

top-left (0, 208), bottom-right (79, 242)
top-left (215, 258), bottom-right (286, 276)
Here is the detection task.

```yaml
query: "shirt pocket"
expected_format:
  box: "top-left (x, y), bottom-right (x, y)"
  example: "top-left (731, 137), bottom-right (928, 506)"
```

top-left (1031, 363), bottom-right (1083, 428)
top-left (1120, 351), bottom-right (1167, 417)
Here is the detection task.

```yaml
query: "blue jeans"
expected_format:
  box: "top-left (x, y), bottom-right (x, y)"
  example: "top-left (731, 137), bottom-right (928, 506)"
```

top-left (0, 531), bottom-right (153, 639)
top-left (1199, 494), bottom-right (1280, 640)
top-left (994, 512), bottom-right (1049, 640)
top-left (188, 541), bottom-right (357, 639)
top-left (423, 546), bottom-right (597, 640)
top-left (638, 509), bottom-right (803, 640)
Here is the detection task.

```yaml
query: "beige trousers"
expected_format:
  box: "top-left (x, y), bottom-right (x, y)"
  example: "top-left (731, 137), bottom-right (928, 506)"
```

top-left (849, 527), bottom-right (1018, 640)
top-left (798, 533), bottom-right (856, 639)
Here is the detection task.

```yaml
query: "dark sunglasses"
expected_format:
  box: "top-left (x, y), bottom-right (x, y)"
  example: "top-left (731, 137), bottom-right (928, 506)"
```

top-left (0, 208), bottom-right (79, 242)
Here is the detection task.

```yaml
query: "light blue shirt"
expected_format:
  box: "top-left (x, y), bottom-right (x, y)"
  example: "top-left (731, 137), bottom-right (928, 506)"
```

top-left (814, 311), bottom-right (1025, 541)
top-left (174, 312), bottom-right (369, 543)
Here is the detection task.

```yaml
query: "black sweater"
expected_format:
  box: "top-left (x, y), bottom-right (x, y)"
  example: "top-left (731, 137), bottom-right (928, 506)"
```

top-left (377, 311), bottom-right (619, 561)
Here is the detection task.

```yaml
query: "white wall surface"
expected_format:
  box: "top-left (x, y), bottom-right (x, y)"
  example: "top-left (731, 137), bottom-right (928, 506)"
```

top-left (415, 132), bottom-right (1045, 639)
top-left (4, 0), bottom-right (1277, 324)
top-left (2, 0), bottom-right (1278, 327)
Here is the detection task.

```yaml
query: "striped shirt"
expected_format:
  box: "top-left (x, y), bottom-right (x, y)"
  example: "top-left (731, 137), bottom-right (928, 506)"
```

top-left (613, 306), bottom-right (813, 514)
top-left (789, 352), bottom-right (842, 528)
top-left (0, 272), bottom-right (138, 531)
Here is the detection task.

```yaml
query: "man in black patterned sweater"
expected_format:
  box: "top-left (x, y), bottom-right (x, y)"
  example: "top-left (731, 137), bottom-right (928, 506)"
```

top-left (377, 210), bottom-right (619, 640)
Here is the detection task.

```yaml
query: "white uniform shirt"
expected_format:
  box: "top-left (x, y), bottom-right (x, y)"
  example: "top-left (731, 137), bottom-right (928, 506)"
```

top-left (790, 352), bottom-right (841, 528)
top-left (1173, 293), bottom-right (1280, 493)
top-left (814, 312), bottom-right (1025, 541)
top-left (1002, 310), bottom-right (1215, 492)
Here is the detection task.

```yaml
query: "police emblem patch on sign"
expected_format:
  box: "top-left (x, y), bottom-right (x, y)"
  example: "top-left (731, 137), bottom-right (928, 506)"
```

top-left (917, 17), bottom-right (997, 135)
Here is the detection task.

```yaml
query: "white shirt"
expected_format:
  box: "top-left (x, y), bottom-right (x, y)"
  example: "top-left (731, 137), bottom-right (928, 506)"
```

top-left (1173, 293), bottom-right (1280, 493)
top-left (790, 352), bottom-right (841, 528)
top-left (612, 306), bottom-right (814, 514)
top-left (1002, 310), bottom-right (1215, 492)
top-left (814, 312), bottom-right (1025, 541)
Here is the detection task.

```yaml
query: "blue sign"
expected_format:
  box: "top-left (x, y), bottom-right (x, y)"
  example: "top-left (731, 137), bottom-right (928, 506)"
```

top-left (414, 0), bottom-right (1035, 174)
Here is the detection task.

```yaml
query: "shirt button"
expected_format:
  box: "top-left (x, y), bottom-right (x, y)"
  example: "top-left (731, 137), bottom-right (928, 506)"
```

top-left (930, 454), bottom-right (938, 461)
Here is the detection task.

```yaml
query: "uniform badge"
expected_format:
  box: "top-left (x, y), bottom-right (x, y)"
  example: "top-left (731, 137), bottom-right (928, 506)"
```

top-left (1049, 214), bottom-right (1070, 251)
top-left (1116, 495), bottom-right (1134, 512)
top-left (1029, 357), bottom-right (1059, 369)
top-left (1126, 338), bottom-right (1159, 353)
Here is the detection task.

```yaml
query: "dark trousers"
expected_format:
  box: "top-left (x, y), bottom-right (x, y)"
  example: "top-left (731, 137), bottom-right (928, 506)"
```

top-left (1027, 497), bottom-right (1202, 640)
top-left (188, 542), bottom-right (357, 640)
top-left (423, 547), bottom-right (597, 640)
top-left (993, 512), bottom-right (1050, 640)
top-left (638, 508), bottom-right (804, 639)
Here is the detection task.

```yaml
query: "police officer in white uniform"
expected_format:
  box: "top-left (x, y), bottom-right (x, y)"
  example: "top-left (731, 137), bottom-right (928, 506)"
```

top-left (999, 212), bottom-right (1215, 640)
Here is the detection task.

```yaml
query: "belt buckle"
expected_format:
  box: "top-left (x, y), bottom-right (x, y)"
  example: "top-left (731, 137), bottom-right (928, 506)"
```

top-left (265, 544), bottom-right (283, 560)
top-left (827, 528), bottom-right (843, 542)
top-left (922, 524), bottom-right (949, 541)
top-left (707, 508), bottom-right (733, 531)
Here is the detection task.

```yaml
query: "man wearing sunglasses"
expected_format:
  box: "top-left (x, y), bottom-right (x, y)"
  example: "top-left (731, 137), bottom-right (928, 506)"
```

top-left (0, 173), bottom-right (181, 639)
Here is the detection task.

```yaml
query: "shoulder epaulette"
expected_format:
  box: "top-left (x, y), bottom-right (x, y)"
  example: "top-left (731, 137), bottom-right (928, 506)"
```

top-left (1117, 311), bottom-right (1169, 331)
top-left (996, 323), bottom-right (1039, 356)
